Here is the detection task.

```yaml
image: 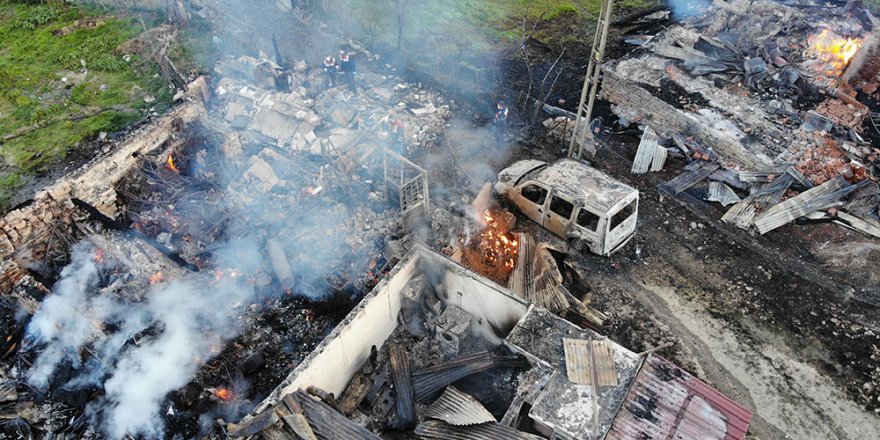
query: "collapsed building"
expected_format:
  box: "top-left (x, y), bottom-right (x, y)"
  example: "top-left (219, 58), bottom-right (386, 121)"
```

top-left (228, 245), bottom-right (753, 439)
top-left (598, 0), bottom-right (880, 236)
top-left (6, 0), bottom-right (878, 437)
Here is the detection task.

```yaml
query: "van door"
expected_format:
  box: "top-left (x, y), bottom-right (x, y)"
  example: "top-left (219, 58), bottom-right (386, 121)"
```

top-left (605, 197), bottom-right (638, 254)
top-left (544, 194), bottom-right (576, 237)
top-left (570, 206), bottom-right (603, 245)
top-left (515, 182), bottom-right (549, 226)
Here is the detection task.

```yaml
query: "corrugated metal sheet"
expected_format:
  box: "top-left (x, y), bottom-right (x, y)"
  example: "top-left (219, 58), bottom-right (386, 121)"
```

top-left (508, 233), bottom-right (569, 313)
top-left (709, 169), bottom-right (747, 190)
top-left (563, 339), bottom-right (619, 387)
top-left (412, 351), bottom-right (528, 402)
top-left (632, 126), bottom-right (664, 174)
top-left (755, 177), bottom-right (865, 234)
top-left (294, 390), bottom-right (381, 440)
top-left (423, 386), bottom-right (495, 426)
top-left (708, 182), bottom-right (741, 206)
top-left (606, 354), bottom-right (752, 440)
top-left (663, 162), bottom-right (720, 194)
top-left (721, 172), bottom-right (793, 229)
top-left (389, 345), bottom-right (416, 429)
top-left (414, 420), bottom-right (543, 440)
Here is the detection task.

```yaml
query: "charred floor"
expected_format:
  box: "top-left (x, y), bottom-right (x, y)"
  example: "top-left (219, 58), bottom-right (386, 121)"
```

top-left (0, 0), bottom-right (879, 439)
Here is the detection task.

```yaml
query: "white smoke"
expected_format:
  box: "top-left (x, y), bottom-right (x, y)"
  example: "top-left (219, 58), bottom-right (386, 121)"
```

top-left (26, 241), bottom-right (257, 439)
top-left (27, 244), bottom-right (103, 388)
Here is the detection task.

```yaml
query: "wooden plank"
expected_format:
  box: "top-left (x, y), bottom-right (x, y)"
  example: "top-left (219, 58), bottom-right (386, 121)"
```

top-left (338, 371), bottom-right (373, 415)
top-left (591, 340), bottom-right (618, 387)
top-left (835, 211), bottom-right (880, 239)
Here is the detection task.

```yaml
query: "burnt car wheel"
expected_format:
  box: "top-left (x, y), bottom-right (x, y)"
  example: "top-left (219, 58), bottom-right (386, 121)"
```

top-left (569, 238), bottom-right (587, 253)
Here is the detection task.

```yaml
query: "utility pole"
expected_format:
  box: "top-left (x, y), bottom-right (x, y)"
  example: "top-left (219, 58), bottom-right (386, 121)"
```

top-left (567, 0), bottom-right (614, 160)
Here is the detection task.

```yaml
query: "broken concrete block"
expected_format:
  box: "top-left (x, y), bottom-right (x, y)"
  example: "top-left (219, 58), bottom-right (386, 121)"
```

top-left (250, 108), bottom-right (299, 145)
top-left (242, 156), bottom-right (282, 192)
top-left (434, 305), bottom-right (471, 356)
top-left (222, 133), bottom-right (244, 158)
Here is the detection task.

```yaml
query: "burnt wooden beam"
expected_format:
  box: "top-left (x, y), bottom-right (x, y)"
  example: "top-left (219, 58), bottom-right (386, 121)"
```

top-left (72, 198), bottom-right (199, 272)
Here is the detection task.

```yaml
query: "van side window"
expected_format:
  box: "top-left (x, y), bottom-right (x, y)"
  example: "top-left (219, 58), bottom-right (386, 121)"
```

top-left (521, 184), bottom-right (547, 205)
top-left (609, 200), bottom-right (635, 230)
top-left (549, 196), bottom-right (574, 219)
top-left (576, 208), bottom-right (600, 231)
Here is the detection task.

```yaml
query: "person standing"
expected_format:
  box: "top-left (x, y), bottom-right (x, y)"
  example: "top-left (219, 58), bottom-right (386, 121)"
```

top-left (494, 100), bottom-right (509, 147)
top-left (389, 118), bottom-right (405, 155)
top-left (339, 48), bottom-right (357, 93)
top-left (322, 54), bottom-right (338, 88)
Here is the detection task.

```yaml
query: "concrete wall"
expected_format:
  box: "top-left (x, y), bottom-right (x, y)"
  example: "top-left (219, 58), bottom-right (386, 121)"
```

top-left (256, 245), bottom-right (530, 411)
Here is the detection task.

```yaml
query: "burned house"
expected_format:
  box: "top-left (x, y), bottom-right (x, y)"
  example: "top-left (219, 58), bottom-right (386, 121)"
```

top-left (599, 0), bottom-right (880, 236)
top-left (230, 245), bottom-right (753, 439)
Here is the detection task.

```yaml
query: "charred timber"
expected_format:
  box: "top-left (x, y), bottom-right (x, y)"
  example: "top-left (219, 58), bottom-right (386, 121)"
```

top-left (72, 198), bottom-right (199, 272)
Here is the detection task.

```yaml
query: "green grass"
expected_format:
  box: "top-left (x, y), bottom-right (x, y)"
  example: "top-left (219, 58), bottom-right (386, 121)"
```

top-left (0, 1), bottom-right (181, 211)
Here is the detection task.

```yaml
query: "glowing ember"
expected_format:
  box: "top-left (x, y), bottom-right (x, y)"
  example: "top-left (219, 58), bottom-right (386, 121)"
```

top-left (212, 388), bottom-right (234, 401)
top-left (93, 248), bottom-right (105, 263)
top-left (148, 272), bottom-right (165, 285)
top-left (809, 29), bottom-right (862, 75)
top-left (166, 153), bottom-right (180, 173)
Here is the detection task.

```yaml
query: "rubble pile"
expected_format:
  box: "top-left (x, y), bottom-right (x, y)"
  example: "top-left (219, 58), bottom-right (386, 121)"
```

top-left (0, 46), bottom-right (467, 437)
top-left (580, 0), bottom-right (880, 236)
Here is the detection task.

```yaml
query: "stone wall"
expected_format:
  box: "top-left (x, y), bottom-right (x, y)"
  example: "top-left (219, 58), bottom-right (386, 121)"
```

top-left (0, 77), bottom-right (209, 294)
top-left (600, 72), bottom-right (771, 170)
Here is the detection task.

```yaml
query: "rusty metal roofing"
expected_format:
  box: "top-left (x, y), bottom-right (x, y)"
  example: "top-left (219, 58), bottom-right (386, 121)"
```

top-left (423, 386), bottom-right (495, 426)
top-left (606, 353), bottom-right (753, 440)
top-left (414, 420), bottom-right (543, 440)
top-left (528, 158), bottom-right (638, 212)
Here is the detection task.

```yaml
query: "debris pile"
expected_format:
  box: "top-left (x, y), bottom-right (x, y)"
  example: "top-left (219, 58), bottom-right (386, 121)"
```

top-left (232, 248), bottom-right (753, 439)
top-left (592, 0), bottom-right (880, 237)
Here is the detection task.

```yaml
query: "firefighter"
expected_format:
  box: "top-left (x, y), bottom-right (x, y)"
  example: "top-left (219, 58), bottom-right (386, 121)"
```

top-left (322, 54), bottom-right (338, 88)
top-left (494, 100), bottom-right (509, 147)
top-left (339, 48), bottom-right (357, 93)
top-left (389, 118), bottom-right (405, 155)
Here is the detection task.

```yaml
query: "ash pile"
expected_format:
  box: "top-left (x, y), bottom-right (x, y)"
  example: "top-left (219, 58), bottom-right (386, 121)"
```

top-left (0, 47), bottom-right (456, 439)
top-left (550, 0), bottom-right (880, 237)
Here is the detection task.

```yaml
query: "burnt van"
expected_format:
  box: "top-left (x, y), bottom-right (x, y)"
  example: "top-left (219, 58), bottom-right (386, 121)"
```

top-left (494, 158), bottom-right (638, 256)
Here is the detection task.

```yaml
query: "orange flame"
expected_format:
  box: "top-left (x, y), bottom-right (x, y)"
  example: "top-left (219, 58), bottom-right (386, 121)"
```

top-left (148, 272), bottom-right (165, 285)
top-left (479, 209), bottom-right (518, 270)
top-left (167, 154), bottom-right (180, 173)
top-left (212, 388), bottom-right (233, 401)
top-left (93, 248), bottom-right (105, 263)
top-left (809, 29), bottom-right (862, 75)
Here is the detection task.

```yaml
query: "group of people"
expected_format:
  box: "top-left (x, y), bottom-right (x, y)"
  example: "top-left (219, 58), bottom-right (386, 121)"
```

top-left (322, 47), bottom-right (357, 92)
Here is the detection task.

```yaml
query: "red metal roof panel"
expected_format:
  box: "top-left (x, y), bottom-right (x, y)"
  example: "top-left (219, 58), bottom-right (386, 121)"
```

top-left (606, 353), bottom-right (753, 440)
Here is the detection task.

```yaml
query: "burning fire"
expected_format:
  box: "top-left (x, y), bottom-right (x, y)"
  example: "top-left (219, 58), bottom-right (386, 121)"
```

top-left (148, 272), bottom-right (165, 285)
top-left (211, 387), bottom-right (234, 401)
top-left (479, 210), bottom-right (518, 270)
top-left (166, 153), bottom-right (180, 173)
top-left (93, 248), bottom-right (105, 263)
top-left (809, 29), bottom-right (862, 75)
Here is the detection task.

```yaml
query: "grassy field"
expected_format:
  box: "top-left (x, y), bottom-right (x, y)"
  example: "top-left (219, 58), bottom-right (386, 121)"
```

top-left (0, 1), bottom-right (182, 211)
